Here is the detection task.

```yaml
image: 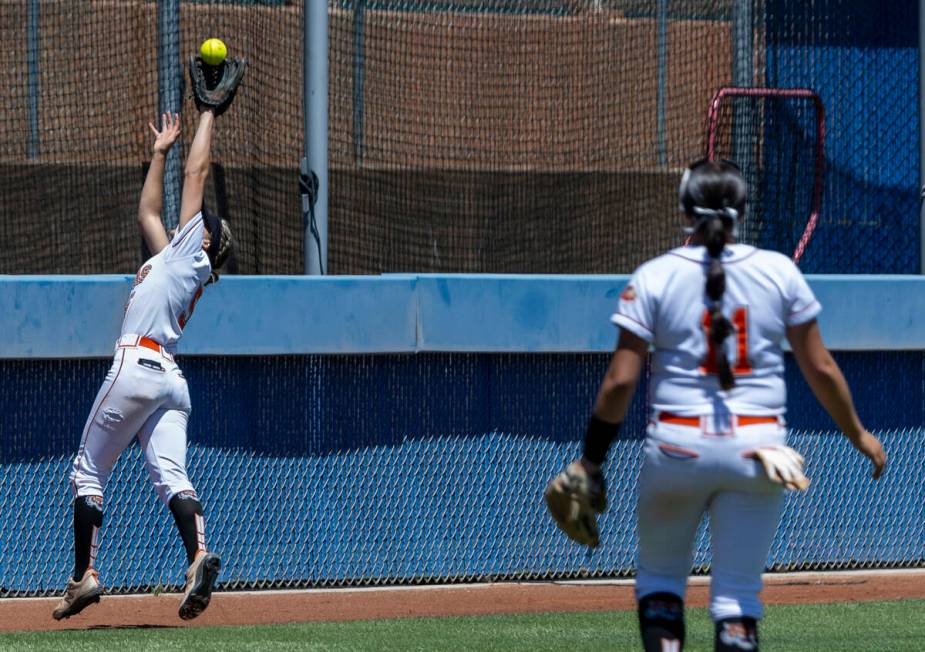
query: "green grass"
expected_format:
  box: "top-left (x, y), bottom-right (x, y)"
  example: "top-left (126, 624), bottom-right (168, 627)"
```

top-left (2, 600), bottom-right (923, 651)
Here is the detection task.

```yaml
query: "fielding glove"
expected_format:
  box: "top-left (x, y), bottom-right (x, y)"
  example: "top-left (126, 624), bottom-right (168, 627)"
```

top-left (750, 445), bottom-right (811, 491)
top-left (544, 460), bottom-right (607, 548)
top-left (189, 55), bottom-right (247, 117)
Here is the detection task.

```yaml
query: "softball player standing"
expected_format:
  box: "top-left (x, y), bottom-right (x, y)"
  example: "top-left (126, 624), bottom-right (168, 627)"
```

top-left (53, 107), bottom-right (235, 621)
top-left (545, 160), bottom-right (886, 651)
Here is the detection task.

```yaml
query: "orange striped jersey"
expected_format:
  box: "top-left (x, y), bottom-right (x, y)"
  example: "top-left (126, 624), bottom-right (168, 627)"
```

top-left (612, 244), bottom-right (820, 417)
top-left (121, 212), bottom-right (212, 353)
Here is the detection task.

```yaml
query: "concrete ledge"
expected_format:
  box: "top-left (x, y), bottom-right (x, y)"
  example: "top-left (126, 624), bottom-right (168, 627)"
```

top-left (1, 274), bottom-right (923, 357)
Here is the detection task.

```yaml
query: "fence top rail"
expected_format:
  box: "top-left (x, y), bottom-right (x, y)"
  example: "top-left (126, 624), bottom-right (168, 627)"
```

top-left (0, 274), bottom-right (921, 357)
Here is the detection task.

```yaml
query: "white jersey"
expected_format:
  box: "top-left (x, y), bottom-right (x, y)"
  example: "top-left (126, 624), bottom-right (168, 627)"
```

top-left (121, 212), bottom-right (211, 353)
top-left (612, 244), bottom-right (821, 416)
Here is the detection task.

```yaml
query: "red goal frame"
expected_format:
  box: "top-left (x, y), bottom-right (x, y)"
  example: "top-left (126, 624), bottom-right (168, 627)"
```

top-left (705, 87), bottom-right (826, 264)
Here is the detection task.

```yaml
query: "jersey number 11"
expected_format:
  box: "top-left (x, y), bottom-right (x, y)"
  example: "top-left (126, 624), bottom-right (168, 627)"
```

top-left (700, 307), bottom-right (753, 376)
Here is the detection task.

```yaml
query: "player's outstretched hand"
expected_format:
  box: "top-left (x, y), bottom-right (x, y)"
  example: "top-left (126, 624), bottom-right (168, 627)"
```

top-left (149, 112), bottom-right (181, 156)
top-left (854, 430), bottom-right (886, 479)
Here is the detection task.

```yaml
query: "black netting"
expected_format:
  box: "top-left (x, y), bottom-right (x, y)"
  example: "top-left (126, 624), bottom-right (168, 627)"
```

top-left (708, 90), bottom-right (822, 261)
top-left (329, 1), bottom-right (731, 273)
top-left (0, 1), bottom-right (303, 275)
top-left (328, 0), bottom-right (919, 273)
top-left (763, 0), bottom-right (920, 273)
top-left (0, 1), bottom-right (918, 274)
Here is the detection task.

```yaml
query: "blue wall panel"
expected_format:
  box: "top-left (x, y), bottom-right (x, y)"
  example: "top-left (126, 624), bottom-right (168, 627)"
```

top-left (5, 275), bottom-right (925, 358)
top-left (0, 275), bottom-right (419, 358)
top-left (414, 275), bottom-right (626, 352)
top-left (765, 0), bottom-right (920, 273)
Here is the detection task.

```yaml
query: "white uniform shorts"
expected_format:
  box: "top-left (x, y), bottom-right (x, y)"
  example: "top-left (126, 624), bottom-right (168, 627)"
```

top-left (69, 334), bottom-right (196, 505)
top-left (635, 412), bottom-right (786, 621)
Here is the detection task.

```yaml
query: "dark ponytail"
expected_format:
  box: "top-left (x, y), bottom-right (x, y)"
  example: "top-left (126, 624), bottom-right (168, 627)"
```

top-left (679, 160), bottom-right (746, 391)
top-left (704, 215), bottom-right (735, 389)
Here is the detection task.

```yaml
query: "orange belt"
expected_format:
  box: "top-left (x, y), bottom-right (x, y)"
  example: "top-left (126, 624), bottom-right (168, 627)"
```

top-left (138, 337), bottom-right (163, 353)
top-left (658, 412), bottom-right (778, 427)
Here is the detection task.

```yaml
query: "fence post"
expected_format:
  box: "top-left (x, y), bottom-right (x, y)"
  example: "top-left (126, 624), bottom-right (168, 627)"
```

top-left (731, 0), bottom-right (754, 89)
top-left (919, 0), bottom-right (925, 272)
top-left (303, 0), bottom-right (329, 275)
top-left (731, 0), bottom-right (755, 234)
top-left (656, 0), bottom-right (668, 167)
top-left (731, 0), bottom-right (754, 166)
top-left (157, 0), bottom-right (182, 230)
top-left (353, 0), bottom-right (367, 163)
top-left (27, 0), bottom-right (40, 159)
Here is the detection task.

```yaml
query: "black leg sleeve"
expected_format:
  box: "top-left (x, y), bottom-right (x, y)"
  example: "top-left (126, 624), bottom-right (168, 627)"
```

top-left (169, 491), bottom-right (205, 565)
top-left (638, 592), bottom-right (685, 652)
top-left (73, 495), bottom-right (103, 581)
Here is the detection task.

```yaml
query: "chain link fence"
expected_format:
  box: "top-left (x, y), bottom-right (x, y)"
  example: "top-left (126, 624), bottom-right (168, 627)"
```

top-left (2, 428), bottom-right (922, 596)
top-left (1, 353), bottom-right (923, 596)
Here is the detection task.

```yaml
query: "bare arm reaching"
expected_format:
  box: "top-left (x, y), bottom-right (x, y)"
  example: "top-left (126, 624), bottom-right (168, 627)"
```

top-left (178, 110), bottom-right (214, 230)
top-left (787, 319), bottom-right (886, 479)
top-left (138, 113), bottom-right (181, 255)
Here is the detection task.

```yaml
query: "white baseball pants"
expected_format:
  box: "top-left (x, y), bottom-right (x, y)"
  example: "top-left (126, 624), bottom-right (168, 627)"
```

top-left (634, 413), bottom-right (786, 622)
top-left (69, 334), bottom-right (196, 505)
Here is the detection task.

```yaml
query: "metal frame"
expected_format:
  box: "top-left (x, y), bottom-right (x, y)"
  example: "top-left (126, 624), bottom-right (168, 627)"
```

top-left (655, 0), bottom-right (667, 166)
top-left (706, 86), bottom-right (826, 264)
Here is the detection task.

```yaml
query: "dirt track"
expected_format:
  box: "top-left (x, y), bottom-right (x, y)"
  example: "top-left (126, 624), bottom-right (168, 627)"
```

top-left (2, 570), bottom-right (923, 633)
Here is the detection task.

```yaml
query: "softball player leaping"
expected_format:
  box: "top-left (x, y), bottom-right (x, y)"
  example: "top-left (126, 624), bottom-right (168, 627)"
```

top-left (545, 160), bottom-right (886, 651)
top-left (53, 56), bottom-right (244, 621)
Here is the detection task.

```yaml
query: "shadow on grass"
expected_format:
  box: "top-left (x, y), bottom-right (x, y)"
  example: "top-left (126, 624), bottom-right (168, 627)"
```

top-left (84, 624), bottom-right (176, 631)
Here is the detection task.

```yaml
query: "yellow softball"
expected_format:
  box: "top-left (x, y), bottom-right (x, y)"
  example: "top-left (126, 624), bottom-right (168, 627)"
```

top-left (200, 38), bottom-right (227, 66)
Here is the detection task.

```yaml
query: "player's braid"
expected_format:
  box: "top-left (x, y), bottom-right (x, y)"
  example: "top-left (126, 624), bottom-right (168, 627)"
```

top-left (704, 216), bottom-right (735, 390)
top-left (680, 159), bottom-right (746, 392)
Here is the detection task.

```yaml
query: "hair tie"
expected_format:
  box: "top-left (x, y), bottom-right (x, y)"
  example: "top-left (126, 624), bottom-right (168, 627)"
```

top-left (691, 206), bottom-right (739, 222)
